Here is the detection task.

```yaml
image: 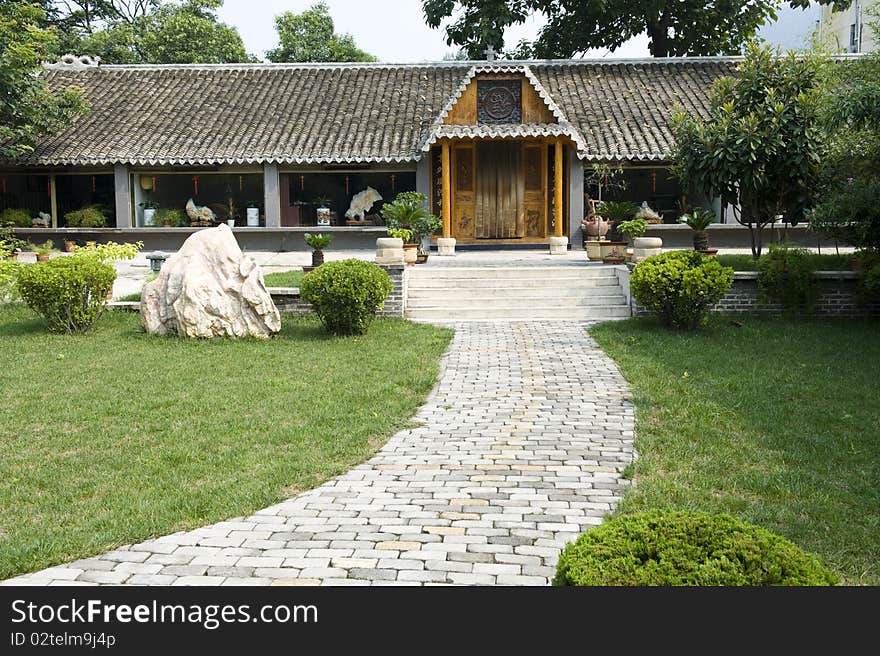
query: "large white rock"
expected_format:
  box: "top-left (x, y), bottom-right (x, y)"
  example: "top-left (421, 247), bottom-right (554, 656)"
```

top-left (140, 224), bottom-right (281, 339)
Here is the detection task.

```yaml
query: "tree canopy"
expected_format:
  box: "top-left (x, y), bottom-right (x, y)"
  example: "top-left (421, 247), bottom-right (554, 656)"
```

top-left (266, 3), bottom-right (375, 63)
top-left (41, 0), bottom-right (252, 64)
top-left (671, 44), bottom-right (823, 258)
top-left (0, 2), bottom-right (87, 160)
top-left (422, 0), bottom-right (854, 58)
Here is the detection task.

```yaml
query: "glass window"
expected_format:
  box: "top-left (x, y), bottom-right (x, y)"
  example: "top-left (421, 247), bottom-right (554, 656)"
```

top-left (132, 172), bottom-right (263, 227)
top-left (56, 174), bottom-right (115, 227)
top-left (281, 172), bottom-right (416, 227)
top-left (0, 174), bottom-right (52, 225)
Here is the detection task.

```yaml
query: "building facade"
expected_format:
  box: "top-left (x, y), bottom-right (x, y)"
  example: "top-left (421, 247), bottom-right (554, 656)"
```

top-left (819, 0), bottom-right (878, 53)
top-left (1, 56), bottom-right (739, 250)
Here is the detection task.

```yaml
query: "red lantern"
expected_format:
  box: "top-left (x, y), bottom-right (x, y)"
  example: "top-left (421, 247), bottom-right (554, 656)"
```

top-left (193, 175), bottom-right (199, 196)
top-left (345, 175), bottom-right (350, 196)
top-left (300, 175), bottom-right (305, 191)
top-left (391, 174), bottom-right (396, 192)
top-left (651, 171), bottom-right (657, 193)
top-left (152, 176), bottom-right (157, 192)
top-left (239, 175), bottom-right (243, 192)
top-left (91, 176), bottom-right (96, 193)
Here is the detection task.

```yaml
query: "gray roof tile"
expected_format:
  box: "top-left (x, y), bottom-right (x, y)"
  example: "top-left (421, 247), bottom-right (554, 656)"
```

top-left (10, 59), bottom-right (738, 167)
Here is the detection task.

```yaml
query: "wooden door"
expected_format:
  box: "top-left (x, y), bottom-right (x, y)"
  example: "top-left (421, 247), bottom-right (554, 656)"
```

top-left (475, 142), bottom-right (523, 239)
top-left (452, 144), bottom-right (475, 239)
top-left (522, 143), bottom-right (547, 238)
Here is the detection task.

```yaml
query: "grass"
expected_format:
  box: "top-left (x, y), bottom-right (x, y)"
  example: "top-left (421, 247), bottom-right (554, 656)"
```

top-left (715, 253), bottom-right (854, 271)
top-left (0, 306), bottom-right (451, 578)
top-left (591, 317), bottom-right (880, 585)
top-left (264, 270), bottom-right (304, 288)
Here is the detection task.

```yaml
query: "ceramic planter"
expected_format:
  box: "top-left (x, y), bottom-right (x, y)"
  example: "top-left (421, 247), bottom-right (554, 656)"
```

top-left (316, 206), bottom-right (331, 227)
top-left (143, 208), bottom-right (156, 226)
top-left (247, 207), bottom-right (260, 227)
top-left (227, 219), bottom-right (235, 228)
top-left (632, 237), bottom-right (663, 263)
top-left (585, 240), bottom-right (604, 261)
top-left (600, 241), bottom-right (627, 264)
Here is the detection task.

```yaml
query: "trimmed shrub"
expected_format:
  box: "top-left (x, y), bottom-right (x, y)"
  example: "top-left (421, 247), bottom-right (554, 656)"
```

top-left (0, 259), bottom-right (20, 302)
top-left (16, 253), bottom-right (116, 333)
top-left (1, 208), bottom-right (32, 227)
top-left (630, 250), bottom-right (733, 329)
top-left (553, 511), bottom-right (836, 586)
top-left (300, 259), bottom-right (392, 335)
top-left (64, 206), bottom-right (107, 228)
top-left (757, 244), bottom-right (817, 312)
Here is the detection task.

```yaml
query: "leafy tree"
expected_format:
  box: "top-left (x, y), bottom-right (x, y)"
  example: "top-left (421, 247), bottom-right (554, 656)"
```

top-left (422, 0), bottom-right (853, 59)
top-left (138, 0), bottom-right (250, 63)
top-left (0, 2), bottom-right (87, 159)
top-left (267, 3), bottom-right (375, 63)
top-left (43, 0), bottom-right (251, 64)
top-left (671, 44), bottom-right (823, 259)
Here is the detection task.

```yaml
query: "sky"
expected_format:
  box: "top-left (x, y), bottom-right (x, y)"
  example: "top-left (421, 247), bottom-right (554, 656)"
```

top-left (216, 0), bottom-right (821, 62)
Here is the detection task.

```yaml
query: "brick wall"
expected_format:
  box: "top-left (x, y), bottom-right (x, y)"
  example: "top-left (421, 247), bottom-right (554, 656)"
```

top-left (632, 271), bottom-right (880, 318)
top-left (270, 264), bottom-right (408, 318)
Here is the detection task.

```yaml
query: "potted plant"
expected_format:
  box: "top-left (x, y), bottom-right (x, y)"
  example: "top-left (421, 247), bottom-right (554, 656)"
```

top-left (387, 227), bottom-right (417, 265)
top-left (65, 206), bottom-right (107, 228)
top-left (154, 208), bottom-right (185, 227)
top-left (223, 198), bottom-right (239, 227)
top-left (381, 192), bottom-right (439, 263)
top-left (314, 196), bottom-right (332, 226)
top-left (618, 218), bottom-right (662, 263)
top-left (582, 213), bottom-right (610, 261)
top-left (596, 200), bottom-right (636, 263)
top-left (303, 232), bottom-right (332, 272)
top-left (64, 239), bottom-right (77, 252)
top-left (246, 200), bottom-right (261, 227)
top-left (1, 225), bottom-right (27, 260)
top-left (30, 240), bottom-right (57, 262)
top-left (139, 200), bottom-right (159, 226)
top-left (0, 208), bottom-right (32, 228)
top-left (680, 208), bottom-right (716, 256)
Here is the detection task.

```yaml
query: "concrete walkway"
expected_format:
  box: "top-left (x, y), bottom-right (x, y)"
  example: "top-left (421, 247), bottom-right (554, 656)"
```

top-left (2, 322), bottom-right (634, 587)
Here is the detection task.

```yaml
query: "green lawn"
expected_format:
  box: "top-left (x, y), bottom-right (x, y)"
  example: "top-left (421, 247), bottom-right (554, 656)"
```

top-left (591, 317), bottom-right (880, 585)
top-left (264, 270), bottom-right (304, 287)
top-left (715, 253), bottom-right (854, 271)
top-left (0, 306), bottom-right (451, 579)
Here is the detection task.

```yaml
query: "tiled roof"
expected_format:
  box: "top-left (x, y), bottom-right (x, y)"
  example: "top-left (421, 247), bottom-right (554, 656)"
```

top-left (11, 58), bottom-right (739, 167)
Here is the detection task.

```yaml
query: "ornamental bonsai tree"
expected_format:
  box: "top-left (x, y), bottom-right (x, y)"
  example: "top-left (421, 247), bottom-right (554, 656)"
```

top-left (304, 232), bottom-right (332, 269)
top-left (64, 205), bottom-right (107, 228)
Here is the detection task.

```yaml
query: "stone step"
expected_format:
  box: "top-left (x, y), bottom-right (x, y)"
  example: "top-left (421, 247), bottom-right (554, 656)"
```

top-left (407, 277), bottom-right (620, 290)
top-left (405, 305), bottom-right (631, 321)
top-left (408, 266), bottom-right (618, 280)
top-left (406, 294), bottom-right (627, 308)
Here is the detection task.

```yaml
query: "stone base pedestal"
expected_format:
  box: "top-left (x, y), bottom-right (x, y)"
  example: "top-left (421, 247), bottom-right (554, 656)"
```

top-left (549, 236), bottom-right (568, 255)
top-left (437, 237), bottom-right (456, 256)
top-left (375, 237), bottom-right (404, 265)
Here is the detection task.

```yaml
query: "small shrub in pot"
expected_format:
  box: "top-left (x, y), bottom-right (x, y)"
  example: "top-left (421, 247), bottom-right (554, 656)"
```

top-left (0, 208), bottom-right (32, 227)
top-left (300, 259), bottom-right (392, 336)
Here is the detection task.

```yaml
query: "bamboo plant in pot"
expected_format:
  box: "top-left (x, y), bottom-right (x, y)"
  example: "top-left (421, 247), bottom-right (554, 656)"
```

top-left (303, 232), bottom-right (332, 272)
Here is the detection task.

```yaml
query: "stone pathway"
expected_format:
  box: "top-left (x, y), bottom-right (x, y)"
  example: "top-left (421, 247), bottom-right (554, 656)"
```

top-left (2, 322), bottom-right (634, 587)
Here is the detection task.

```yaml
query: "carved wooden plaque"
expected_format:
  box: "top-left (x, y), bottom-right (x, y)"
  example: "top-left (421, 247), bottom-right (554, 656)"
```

top-left (477, 79), bottom-right (522, 124)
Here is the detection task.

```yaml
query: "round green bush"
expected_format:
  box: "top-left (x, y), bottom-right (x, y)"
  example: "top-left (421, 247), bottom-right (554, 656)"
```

top-left (16, 253), bottom-right (116, 333)
top-left (630, 250), bottom-right (733, 329)
top-left (553, 511), bottom-right (836, 586)
top-left (1, 208), bottom-right (33, 227)
top-left (300, 259), bottom-right (393, 335)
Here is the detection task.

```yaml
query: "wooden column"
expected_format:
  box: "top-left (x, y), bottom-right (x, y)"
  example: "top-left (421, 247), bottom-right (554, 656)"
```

top-left (554, 140), bottom-right (564, 238)
top-left (49, 174), bottom-right (58, 228)
top-left (441, 140), bottom-right (451, 239)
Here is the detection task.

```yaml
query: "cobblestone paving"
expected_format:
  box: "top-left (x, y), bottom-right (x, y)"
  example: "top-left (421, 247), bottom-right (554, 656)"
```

top-left (3, 322), bottom-right (634, 587)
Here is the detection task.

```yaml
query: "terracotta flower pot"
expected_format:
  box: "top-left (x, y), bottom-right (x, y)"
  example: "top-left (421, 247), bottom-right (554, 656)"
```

top-left (36, 254), bottom-right (50, 263)
top-left (64, 240), bottom-right (77, 253)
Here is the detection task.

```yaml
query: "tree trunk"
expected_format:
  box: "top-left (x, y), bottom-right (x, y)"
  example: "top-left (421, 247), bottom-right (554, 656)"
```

top-left (645, 13), bottom-right (671, 57)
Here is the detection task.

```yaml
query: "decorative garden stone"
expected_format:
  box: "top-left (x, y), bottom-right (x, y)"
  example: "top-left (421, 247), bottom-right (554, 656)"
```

top-left (140, 224), bottom-right (280, 339)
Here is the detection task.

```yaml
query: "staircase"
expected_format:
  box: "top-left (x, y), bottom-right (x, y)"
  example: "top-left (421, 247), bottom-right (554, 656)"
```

top-left (405, 266), bottom-right (631, 322)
